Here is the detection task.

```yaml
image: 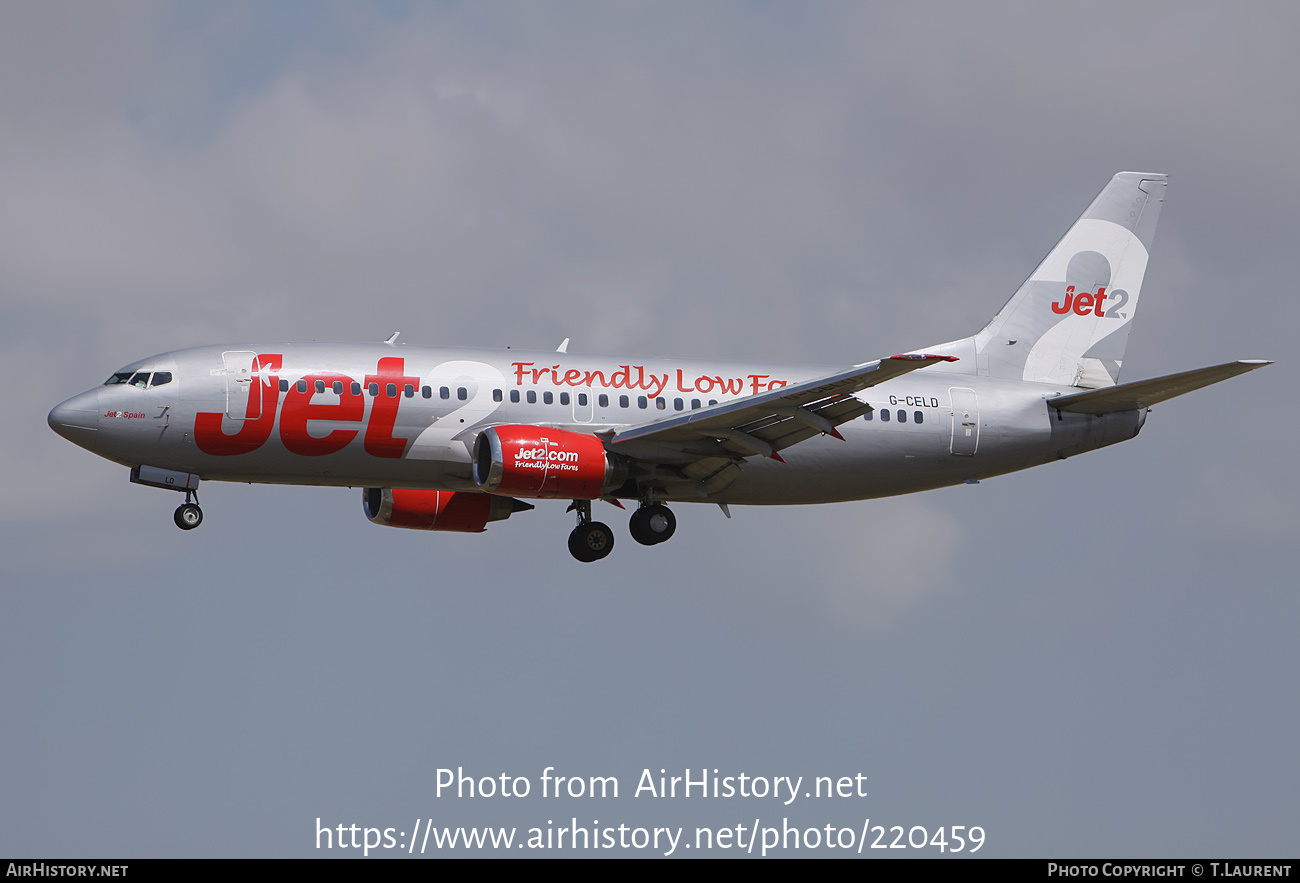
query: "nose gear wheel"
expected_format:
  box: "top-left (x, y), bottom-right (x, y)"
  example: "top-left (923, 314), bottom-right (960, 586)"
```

top-left (174, 503), bottom-right (203, 530)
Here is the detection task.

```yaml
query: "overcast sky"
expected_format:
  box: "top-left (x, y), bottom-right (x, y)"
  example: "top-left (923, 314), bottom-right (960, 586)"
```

top-left (3, 1), bottom-right (1297, 858)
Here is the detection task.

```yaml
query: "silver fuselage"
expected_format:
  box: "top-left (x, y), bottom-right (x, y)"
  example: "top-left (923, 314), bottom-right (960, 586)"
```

top-left (49, 342), bottom-right (1144, 504)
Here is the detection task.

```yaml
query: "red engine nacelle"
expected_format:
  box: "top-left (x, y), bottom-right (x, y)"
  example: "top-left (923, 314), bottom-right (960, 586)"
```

top-left (473, 425), bottom-right (628, 499)
top-left (362, 488), bottom-right (532, 532)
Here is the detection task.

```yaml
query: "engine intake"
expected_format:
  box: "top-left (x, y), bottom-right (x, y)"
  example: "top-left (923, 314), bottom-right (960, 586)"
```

top-left (362, 488), bottom-right (532, 532)
top-left (473, 425), bottom-right (627, 499)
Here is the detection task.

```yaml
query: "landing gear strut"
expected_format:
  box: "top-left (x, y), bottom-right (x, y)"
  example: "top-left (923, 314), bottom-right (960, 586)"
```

top-left (629, 502), bottom-right (676, 545)
top-left (567, 500), bottom-right (614, 562)
top-left (173, 488), bottom-right (203, 531)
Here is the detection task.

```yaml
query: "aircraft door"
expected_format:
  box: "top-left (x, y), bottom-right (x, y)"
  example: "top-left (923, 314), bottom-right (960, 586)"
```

top-left (949, 387), bottom-right (979, 456)
top-left (573, 387), bottom-right (594, 424)
top-left (222, 351), bottom-right (260, 420)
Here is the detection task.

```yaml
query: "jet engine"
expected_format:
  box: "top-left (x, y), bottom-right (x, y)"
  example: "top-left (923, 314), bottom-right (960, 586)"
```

top-left (362, 488), bottom-right (532, 532)
top-left (473, 425), bottom-right (627, 499)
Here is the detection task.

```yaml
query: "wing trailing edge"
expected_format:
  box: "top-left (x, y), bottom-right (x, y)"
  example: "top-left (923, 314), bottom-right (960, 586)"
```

top-left (610, 354), bottom-right (957, 456)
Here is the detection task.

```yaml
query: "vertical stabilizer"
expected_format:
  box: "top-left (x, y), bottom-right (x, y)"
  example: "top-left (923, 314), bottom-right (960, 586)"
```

top-left (969, 172), bottom-right (1166, 388)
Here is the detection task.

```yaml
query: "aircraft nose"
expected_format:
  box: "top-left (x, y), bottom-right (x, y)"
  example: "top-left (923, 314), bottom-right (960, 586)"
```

top-left (48, 390), bottom-right (101, 449)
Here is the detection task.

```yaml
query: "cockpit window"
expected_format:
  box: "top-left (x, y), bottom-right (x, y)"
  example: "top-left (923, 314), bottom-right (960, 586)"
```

top-left (104, 370), bottom-right (172, 388)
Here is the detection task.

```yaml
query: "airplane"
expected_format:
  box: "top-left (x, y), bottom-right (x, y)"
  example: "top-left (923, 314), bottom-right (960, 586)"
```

top-left (48, 172), bottom-right (1269, 562)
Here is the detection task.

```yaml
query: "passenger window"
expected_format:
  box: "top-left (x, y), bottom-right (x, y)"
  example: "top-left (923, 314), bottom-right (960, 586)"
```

top-left (457, 387), bottom-right (467, 401)
top-left (691, 399), bottom-right (701, 409)
top-left (368, 382), bottom-right (378, 396)
top-left (673, 398), bottom-right (683, 411)
top-left (914, 411), bottom-right (924, 424)
top-left (297, 380), bottom-right (308, 393)
top-left (315, 380), bottom-right (326, 394)
top-left (656, 397), bottom-right (666, 410)
top-left (332, 381), bottom-right (343, 394)
top-left (560, 392), bottom-right (570, 406)
top-left (596, 394), bottom-right (606, 407)
top-left (351, 382), bottom-right (361, 396)
top-left (404, 384), bottom-right (415, 398)
top-left (864, 409), bottom-right (874, 421)
top-left (543, 391), bottom-right (553, 405)
top-left (510, 390), bottom-right (520, 403)
top-left (440, 387), bottom-right (450, 400)
top-left (619, 395), bottom-right (629, 408)
top-left (492, 389), bottom-right (502, 402)
top-left (386, 383), bottom-right (397, 397)
top-left (280, 380), bottom-right (289, 392)
top-left (422, 386), bottom-right (431, 398)
top-left (527, 391), bottom-right (537, 404)
top-left (709, 399), bottom-right (718, 406)
top-left (150, 372), bottom-right (172, 387)
top-left (898, 410), bottom-right (906, 423)
top-left (881, 409), bottom-right (890, 422)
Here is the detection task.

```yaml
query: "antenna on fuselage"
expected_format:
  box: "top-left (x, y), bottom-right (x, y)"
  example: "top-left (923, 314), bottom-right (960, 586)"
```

top-left (556, 337), bottom-right (569, 353)
top-left (385, 332), bottom-right (401, 346)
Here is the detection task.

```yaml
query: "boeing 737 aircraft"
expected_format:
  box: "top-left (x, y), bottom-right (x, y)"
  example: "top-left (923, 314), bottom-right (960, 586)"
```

top-left (49, 172), bottom-right (1268, 561)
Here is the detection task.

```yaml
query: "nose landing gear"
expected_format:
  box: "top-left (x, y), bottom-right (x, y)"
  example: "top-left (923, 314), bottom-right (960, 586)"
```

top-left (567, 499), bottom-right (614, 562)
top-left (129, 466), bottom-right (205, 531)
top-left (173, 489), bottom-right (203, 531)
top-left (174, 503), bottom-right (203, 530)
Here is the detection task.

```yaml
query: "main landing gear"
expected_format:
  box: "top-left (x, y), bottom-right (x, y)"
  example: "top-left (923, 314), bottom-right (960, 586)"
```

top-left (561, 494), bottom-right (679, 561)
top-left (629, 502), bottom-right (676, 546)
top-left (567, 500), bottom-right (614, 563)
top-left (173, 489), bottom-right (203, 531)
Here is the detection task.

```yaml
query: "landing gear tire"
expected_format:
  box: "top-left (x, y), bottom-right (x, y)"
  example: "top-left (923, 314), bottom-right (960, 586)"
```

top-left (629, 503), bottom-right (676, 545)
top-left (568, 521), bottom-right (614, 562)
top-left (174, 503), bottom-right (203, 530)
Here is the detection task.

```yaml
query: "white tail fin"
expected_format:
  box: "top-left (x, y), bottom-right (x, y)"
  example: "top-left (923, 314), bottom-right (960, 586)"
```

top-left (925, 172), bottom-right (1167, 388)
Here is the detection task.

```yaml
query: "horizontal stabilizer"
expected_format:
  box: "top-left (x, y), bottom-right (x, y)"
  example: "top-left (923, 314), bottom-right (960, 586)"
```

top-left (1049, 360), bottom-right (1271, 414)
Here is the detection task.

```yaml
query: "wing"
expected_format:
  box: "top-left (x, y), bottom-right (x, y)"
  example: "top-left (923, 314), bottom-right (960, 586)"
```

top-left (605, 354), bottom-right (957, 498)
